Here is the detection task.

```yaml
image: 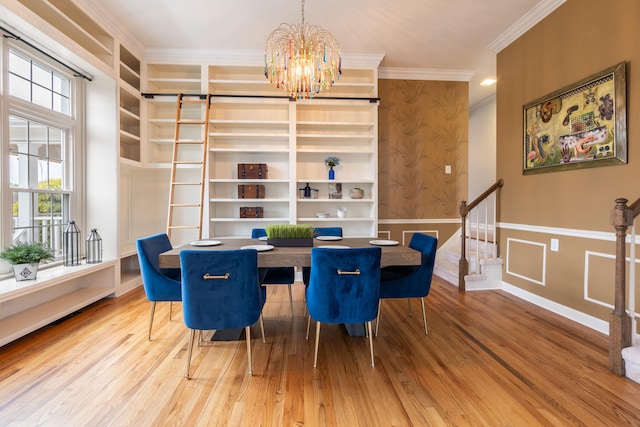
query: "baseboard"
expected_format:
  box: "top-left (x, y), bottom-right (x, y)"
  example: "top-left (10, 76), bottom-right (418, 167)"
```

top-left (501, 282), bottom-right (609, 335)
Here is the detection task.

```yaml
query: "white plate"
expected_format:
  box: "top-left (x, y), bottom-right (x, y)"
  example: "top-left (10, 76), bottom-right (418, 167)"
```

top-left (316, 235), bottom-right (342, 241)
top-left (240, 244), bottom-right (275, 252)
top-left (318, 245), bottom-right (350, 249)
top-left (258, 236), bottom-right (268, 241)
top-left (190, 240), bottom-right (222, 247)
top-left (315, 212), bottom-right (329, 218)
top-left (369, 239), bottom-right (399, 246)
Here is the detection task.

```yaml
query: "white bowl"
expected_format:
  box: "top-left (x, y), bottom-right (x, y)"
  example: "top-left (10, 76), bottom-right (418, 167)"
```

top-left (315, 212), bottom-right (329, 218)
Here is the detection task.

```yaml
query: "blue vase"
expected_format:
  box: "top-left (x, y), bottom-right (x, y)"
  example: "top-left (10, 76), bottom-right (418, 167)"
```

top-left (328, 167), bottom-right (335, 180)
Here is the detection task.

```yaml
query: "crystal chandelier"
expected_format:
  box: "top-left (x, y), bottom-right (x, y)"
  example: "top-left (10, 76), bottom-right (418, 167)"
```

top-left (264, 0), bottom-right (341, 99)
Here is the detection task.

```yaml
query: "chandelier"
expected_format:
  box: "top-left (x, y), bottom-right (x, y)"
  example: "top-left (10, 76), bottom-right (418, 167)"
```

top-left (264, 0), bottom-right (341, 99)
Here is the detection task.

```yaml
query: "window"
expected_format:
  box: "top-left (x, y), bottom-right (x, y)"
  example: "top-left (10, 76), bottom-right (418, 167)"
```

top-left (3, 44), bottom-right (79, 265)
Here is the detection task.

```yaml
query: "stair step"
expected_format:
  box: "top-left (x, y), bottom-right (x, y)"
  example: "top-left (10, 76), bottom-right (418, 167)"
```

top-left (622, 346), bottom-right (640, 384)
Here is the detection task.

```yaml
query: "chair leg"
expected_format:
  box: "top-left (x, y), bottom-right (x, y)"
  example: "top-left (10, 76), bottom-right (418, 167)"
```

top-left (169, 301), bottom-right (173, 321)
top-left (185, 329), bottom-right (196, 379)
top-left (375, 300), bottom-right (382, 336)
top-left (287, 284), bottom-right (294, 317)
top-left (421, 297), bottom-right (428, 335)
top-left (367, 321), bottom-right (375, 367)
top-left (407, 298), bottom-right (412, 316)
top-left (313, 322), bottom-right (321, 369)
top-left (306, 313), bottom-right (311, 340)
top-left (259, 314), bottom-right (266, 343)
top-left (148, 301), bottom-right (157, 340)
top-left (245, 325), bottom-right (253, 376)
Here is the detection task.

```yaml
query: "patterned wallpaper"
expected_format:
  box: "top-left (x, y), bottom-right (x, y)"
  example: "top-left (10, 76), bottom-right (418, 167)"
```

top-left (378, 80), bottom-right (468, 219)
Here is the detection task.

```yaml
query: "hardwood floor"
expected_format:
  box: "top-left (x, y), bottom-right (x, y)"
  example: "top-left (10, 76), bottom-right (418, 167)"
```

top-left (1, 276), bottom-right (639, 426)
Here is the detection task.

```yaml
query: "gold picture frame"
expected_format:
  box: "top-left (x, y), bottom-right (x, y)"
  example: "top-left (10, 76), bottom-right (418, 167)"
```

top-left (523, 61), bottom-right (627, 175)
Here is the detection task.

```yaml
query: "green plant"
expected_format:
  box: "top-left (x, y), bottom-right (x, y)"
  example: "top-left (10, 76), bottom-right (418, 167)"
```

top-left (0, 242), bottom-right (55, 265)
top-left (265, 224), bottom-right (314, 239)
top-left (325, 156), bottom-right (340, 167)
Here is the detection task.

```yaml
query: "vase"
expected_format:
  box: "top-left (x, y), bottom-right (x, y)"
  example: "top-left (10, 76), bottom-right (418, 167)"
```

top-left (13, 263), bottom-right (39, 281)
top-left (328, 167), bottom-right (335, 180)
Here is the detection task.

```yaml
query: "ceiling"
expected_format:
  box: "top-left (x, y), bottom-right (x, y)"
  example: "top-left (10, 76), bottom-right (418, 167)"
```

top-left (84, 0), bottom-right (565, 108)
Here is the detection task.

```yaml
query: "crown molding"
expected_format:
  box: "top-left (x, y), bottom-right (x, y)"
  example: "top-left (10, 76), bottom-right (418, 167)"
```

top-left (488, 0), bottom-right (566, 53)
top-left (379, 67), bottom-right (475, 82)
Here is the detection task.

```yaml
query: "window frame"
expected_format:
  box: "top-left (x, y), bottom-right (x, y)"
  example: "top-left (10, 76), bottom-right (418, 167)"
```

top-left (1, 40), bottom-right (84, 272)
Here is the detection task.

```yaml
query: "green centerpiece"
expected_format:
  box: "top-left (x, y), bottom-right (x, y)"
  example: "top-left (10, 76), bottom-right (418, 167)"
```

top-left (265, 224), bottom-right (314, 247)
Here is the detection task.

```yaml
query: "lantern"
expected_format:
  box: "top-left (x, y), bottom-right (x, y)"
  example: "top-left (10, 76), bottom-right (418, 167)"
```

top-left (63, 220), bottom-right (81, 266)
top-left (86, 228), bottom-right (103, 264)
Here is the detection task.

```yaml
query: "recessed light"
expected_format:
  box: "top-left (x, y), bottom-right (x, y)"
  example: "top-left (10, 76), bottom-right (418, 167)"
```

top-left (481, 78), bottom-right (497, 86)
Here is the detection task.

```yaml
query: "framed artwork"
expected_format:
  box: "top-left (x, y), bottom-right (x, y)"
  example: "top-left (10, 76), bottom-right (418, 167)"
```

top-left (523, 61), bottom-right (627, 175)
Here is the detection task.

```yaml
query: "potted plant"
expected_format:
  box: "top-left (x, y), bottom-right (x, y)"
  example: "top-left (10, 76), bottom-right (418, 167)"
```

top-left (265, 224), bottom-right (314, 247)
top-left (0, 242), bottom-right (55, 281)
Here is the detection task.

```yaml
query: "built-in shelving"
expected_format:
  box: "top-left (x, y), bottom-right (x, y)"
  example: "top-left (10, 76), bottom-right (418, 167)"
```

top-left (17, 0), bottom-right (114, 66)
top-left (143, 62), bottom-right (379, 238)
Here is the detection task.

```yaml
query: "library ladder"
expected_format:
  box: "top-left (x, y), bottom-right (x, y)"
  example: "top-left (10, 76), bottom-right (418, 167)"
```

top-left (166, 93), bottom-right (211, 245)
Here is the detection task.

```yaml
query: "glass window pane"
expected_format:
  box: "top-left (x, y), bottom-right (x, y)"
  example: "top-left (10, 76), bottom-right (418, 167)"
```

top-left (49, 128), bottom-right (63, 160)
top-left (9, 51), bottom-right (30, 78)
top-left (33, 63), bottom-right (52, 89)
top-left (32, 84), bottom-right (52, 110)
top-left (53, 73), bottom-right (70, 97)
top-left (29, 122), bottom-right (47, 156)
top-left (50, 159), bottom-right (63, 188)
top-left (9, 74), bottom-right (31, 101)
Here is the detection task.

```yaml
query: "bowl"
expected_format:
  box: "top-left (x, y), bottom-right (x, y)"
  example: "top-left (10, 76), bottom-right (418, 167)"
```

top-left (315, 212), bottom-right (329, 218)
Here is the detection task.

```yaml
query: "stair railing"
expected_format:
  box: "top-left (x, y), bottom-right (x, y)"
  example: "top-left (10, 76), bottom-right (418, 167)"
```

top-left (609, 196), bottom-right (640, 375)
top-left (458, 179), bottom-right (504, 291)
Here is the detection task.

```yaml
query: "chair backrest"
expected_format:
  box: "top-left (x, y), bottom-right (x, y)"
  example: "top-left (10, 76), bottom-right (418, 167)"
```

top-left (383, 233), bottom-right (437, 299)
top-left (313, 227), bottom-right (343, 238)
top-left (180, 249), bottom-right (263, 330)
top-left (306, 247), bottom-right (381, 324)
top-left (251, 228), bottom-right (267, 239)
top-left (136, 233), bottom-right (181, 301)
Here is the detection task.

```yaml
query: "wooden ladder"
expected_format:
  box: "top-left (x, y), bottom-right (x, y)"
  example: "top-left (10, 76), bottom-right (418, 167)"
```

top-left (166, 93), bottom-right (210, 245)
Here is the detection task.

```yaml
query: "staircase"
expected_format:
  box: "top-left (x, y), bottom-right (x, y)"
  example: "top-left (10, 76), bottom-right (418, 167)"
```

top-left (434, 228), bottom-right (503, 290)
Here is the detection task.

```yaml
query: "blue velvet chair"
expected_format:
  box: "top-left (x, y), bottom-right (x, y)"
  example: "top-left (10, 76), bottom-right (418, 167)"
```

top-left (305, 246), bottom-right (381, 368)
top-left (180, 249), bottom-right (266, 378)
top-left (251, 228), bottom-right (296, 316)
top-left (302, 227), bottom-right (343, 286)
top-left (376, 233), bottom-right (438, 336)
top-left (136, 233), bottom-right (182, 340)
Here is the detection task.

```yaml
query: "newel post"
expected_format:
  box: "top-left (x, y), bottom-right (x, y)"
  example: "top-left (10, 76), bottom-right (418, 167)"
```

top-left (458, 200), bottom-right (469, 291)
top-left (609, 198), bottom-right (632, 375)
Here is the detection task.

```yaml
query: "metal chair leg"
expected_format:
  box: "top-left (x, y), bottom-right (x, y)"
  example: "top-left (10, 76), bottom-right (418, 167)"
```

top-left (245, 325), bottom-right (253, 376)
top-left (367, 321), bottom-right (375, 367)
top-left (169, 301), bottom-right (173, 321)
top-left (185, 329), bottom-right (196, 379)
top-left (313, 322), bottom-right (321, 369)
top-left (306, 313), bottom-right (311, 340)
top-left (148, 301), bottom-right (157, 340)
top-left (421, 297), bottom-right (428, 335)
top-left (287, 284), bottom-right (294, 317)
top-left (259, 314), bottom-right (266, 343)
top-left (375, 300), bottom-right (382, 336)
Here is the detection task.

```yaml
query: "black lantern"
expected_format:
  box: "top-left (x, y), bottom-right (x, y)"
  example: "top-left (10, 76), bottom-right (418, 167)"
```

top-left (63, 220), bottom-right (81, 266)
top-left (86, 228), bottom-right (102, 264)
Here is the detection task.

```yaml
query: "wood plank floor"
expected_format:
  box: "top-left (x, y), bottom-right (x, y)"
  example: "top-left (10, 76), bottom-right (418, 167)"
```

top-left (1, 276), bottom-right (639, 426)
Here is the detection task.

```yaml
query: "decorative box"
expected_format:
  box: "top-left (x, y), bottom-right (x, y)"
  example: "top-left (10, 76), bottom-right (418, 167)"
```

top-left (239, 207), bottom-right (264, 218)
top-left (238, 184), bottom-right (265, 199)
top-left (238, 163), bottom-right (268, 179)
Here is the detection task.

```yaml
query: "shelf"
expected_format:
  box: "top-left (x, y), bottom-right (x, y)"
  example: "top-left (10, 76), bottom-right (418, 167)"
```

top-left (17, 0), bottom-right (114, 65)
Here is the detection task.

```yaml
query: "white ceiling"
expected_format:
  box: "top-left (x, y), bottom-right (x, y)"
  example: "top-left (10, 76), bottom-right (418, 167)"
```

top-left (83, 0), bottom-right (565, 107)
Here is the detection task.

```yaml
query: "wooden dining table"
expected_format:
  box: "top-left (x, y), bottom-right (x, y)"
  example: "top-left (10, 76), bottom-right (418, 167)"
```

top-left (158, 237), bottom-right (421, 269)
top-left (159, 237), bottom-right (421, 339)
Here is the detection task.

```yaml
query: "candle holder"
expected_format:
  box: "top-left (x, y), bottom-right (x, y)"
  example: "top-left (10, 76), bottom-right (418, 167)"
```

top-left (86, 228), bottom-right (103, 264)
top-left (63, 220), bottom-right (81, 266)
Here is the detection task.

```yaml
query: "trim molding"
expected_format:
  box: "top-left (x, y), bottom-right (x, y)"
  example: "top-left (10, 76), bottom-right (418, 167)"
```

top-left (378, 67), bottom-right (474, 82)
top-left (379, 218), bottom-right (458, 225)
top-left (488, 0), bottom-right (566, 53)
top-left (499, 222), bottom-right (616, 242)
top-left (502, 282), bottom-right (609, 335)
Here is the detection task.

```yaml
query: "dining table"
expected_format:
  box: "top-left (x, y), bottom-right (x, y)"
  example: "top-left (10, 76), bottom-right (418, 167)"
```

top-left (159, 237), bottom-right (421, 339)
top-left (158, 237), bottom-right (421, 269)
